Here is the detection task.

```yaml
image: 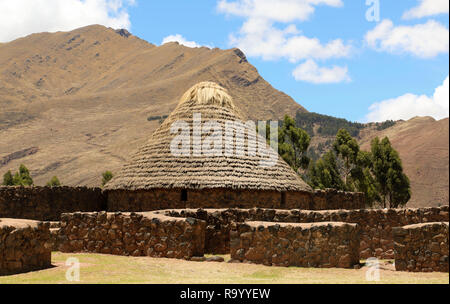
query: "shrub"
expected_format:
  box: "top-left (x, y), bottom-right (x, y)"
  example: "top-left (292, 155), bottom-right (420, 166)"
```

top-left (102, 171), bottom-right (114, 186)
top-left (46, 176), bottom-right (61, 187)
top-left (3, 164), bottom-right (34, 186)
top-left (2, 170), bottom-right (14, 186)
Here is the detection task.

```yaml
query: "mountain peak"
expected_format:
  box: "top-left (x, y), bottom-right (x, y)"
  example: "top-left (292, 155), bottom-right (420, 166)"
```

top-left (408, 116), bottom-right (436, 123)
top-left (232, 48), bottom-right (248, 63)
top-left (115, 29), bottom-right (132, 38)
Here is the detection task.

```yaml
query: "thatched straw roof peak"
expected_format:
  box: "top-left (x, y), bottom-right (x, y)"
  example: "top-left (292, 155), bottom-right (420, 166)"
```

top-left (178, 81), bottom-right (236, 110)
top-left (104, 82), bottom-right (312, 193)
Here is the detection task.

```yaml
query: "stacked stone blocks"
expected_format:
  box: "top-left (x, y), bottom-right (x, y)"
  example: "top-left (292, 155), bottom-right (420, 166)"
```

top-left (0, 219), bottom-right (51, 275)
top-left (58, 212), bottom-right (205, 259)
top-left (230, 221), bottom-right (360, 268)
top-left (393, 222), bottom-right (449, 272)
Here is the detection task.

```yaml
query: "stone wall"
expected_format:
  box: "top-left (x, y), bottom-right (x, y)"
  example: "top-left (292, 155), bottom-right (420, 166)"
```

top-left (163, 206), bottom-right (449, 258)
top-left (0, 186), bottom-right (106, 221)
top-left (0, 218), bottom-right (51, 275)
top-left (162, 209), bottom-right (250, 254)
top-left (311, 189), bottom-right (365, 210)
top-left (0, 186), bottom-right (364, 222)
top-left (393, 222), bottom-right (449, 272)
top-left (107, 189), bottom-right (295, 211)
top-left (230, 221), bottom-right (360, 268)
top-left (53, 206), bottom-right (449, 271)
top-left (55, 210), bottom-right (361, 269)
top-left (107, 189), bottom-right (184, 212)
top-left (57, 211), bottom-right (205, 259)
top-left (106, 188), bottom-right (363, 212)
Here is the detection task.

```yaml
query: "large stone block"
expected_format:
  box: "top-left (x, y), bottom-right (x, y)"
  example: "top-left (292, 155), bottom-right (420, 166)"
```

top-left (58, 211), bottom-right (206, 260)
top-left (230, 221), bottom-right (360, 268)
top-left (0, 218), bottom-right (51, 276)
top-left (394, 222), bottom-right (449, 272)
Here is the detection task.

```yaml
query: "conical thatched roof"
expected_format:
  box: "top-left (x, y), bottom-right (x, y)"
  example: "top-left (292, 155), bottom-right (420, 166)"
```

top-left (105, 82), bottom-right (312, 192)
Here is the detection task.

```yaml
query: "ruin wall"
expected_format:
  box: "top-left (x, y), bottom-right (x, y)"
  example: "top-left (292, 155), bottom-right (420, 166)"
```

top-left (164, 206), bottom-right (449, 258)
top-left (106, 188), bottom-right (364, 212)
top-left (393, 222), bottom-right (449, 272)
top-left (0, 187), bottom-right (364, 223)
top-left (0, 218), bottom-right (51, 275)
top-left (0, 186), bottom-right (106, 221)
top-left (230, 221), bottom-right (360, 268)
top-left (57, 211), bottom-right (205, 259)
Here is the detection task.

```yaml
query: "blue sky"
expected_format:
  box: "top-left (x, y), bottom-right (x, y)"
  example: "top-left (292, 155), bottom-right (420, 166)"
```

top-left (0, 0), bottom-right (448, 122)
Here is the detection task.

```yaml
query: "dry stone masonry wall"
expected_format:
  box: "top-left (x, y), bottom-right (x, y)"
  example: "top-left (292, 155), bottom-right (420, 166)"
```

top-left (0, 186), bottom-right (106, 221)
top-left (0, 218), bottom-right (51, 275)
top-left (311, 189), bottom-right (364, 210)
top-left (57, 211), bottom-right (205, 259)
top-left (106, 188), bottom-right (364, 212)
top-left (0, 185), bottom-right (447, 273)
top-left (393, 222), bottom-right (449, 272)
top-left (230, 221), bottom-right (360, 268)
top-left (163, 206), bottom-right (449, 259)
top-left (0, 186), bottom-right (364, 223)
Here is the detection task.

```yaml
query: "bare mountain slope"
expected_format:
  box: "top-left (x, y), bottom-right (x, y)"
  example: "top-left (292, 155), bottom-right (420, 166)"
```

top-left (359, 117), bottom-right (449, 208)
top-left (0, 25), bottom-right (305, 186)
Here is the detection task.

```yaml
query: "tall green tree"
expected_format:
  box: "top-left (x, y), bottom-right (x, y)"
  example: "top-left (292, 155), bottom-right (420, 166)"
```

top-left (308, 151), bottom-right (345, 190)
top-left (333, 129), bottom-right (360, 185)
top-left (102, 171), bottom-right (114, 186)
top-left (18, 164), bottom-right (33, 186)
top-left (2, 170), bottom-right (14, 186)
top-left (332, 129), bottom-right (380, 206)
top-left (278, 115), bottom-right (310, 171)
top-left (371, 137), bottom-right (411, 208)
top-left (351, 151), bottom-right (380, 207)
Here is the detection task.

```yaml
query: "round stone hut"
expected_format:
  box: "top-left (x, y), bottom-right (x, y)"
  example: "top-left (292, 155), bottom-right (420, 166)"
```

top-left (104, 82), bottom-right (313, 211)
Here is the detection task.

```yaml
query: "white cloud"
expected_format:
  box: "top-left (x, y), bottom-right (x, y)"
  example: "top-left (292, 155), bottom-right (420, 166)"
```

top-left (217, 0), bottom-right (351, 68)
top-left (365, 19), bottom-right (449, 58)
top-left (219, 1), bottom-right (352, 83)
top-left (217, 0), bottom-right (343, 23)
top-left (0, 0), bottom-right (134, 42)
top-left (365, 76), bottom-right (449, 122)
top-left (228, 19), bottom-right (351, 62)
top-left (292, 59), bottom-right (350, 84)
top-left (403, 0), bottom-right (449, 19)
top-left (161, 34), bottom-right (210, 48)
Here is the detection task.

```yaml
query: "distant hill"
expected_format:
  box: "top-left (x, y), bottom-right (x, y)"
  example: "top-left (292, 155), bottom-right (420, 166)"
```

top-left (296, 112), bottom-right (367, 138)
top-left (0, 25), bottom-right (305, 186)
top-left (301, 113), bottom-right (448, 208)
top-left (296, 112), bottom-right (372, 161)
top-left (359, 117), bottom-right (449, 208)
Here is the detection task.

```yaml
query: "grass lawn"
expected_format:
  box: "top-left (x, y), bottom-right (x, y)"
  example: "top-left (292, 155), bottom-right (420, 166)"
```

top-left (0, 252), bottom-right (448, 284)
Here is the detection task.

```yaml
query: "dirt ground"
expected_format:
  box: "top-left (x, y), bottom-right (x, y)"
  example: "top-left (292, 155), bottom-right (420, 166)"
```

top-left (0, 252), bottom-right (448, 284)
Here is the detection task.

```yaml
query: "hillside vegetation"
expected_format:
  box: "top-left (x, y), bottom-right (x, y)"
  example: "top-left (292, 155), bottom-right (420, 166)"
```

top-left (296, 112), bottom-right (367, 138)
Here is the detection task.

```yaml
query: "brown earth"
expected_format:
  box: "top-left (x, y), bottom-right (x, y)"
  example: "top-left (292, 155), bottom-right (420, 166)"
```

top-left (359, 117), bottom-right (449, 208)
top-left (0, 25), bottom-right (305, 186)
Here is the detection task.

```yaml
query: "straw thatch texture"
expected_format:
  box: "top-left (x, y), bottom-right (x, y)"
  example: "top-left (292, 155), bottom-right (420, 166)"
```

top-left (105, 82), bottom-right (312, 192)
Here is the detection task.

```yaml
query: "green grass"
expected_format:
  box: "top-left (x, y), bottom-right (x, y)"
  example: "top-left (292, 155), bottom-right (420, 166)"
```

top-left (0, 252), bottom-right (448, 284)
